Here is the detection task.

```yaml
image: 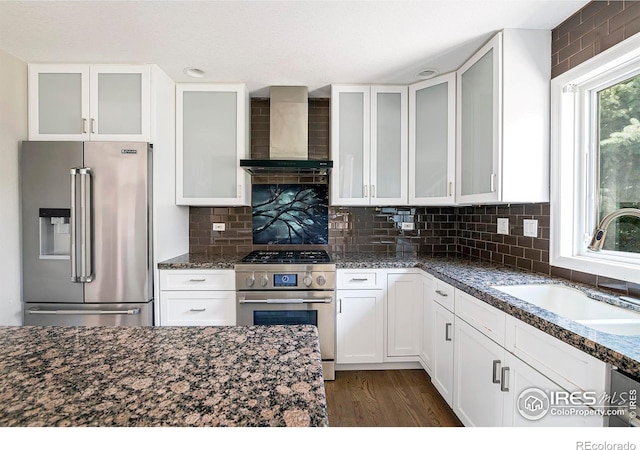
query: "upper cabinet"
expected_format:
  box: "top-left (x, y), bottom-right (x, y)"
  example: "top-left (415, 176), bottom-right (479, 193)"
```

top-left (330, 85), bottom-right (408, 206)
top-left (175, 83), bottom-right (250, 206)
top-left (409, 73), bottom-right (456, 205)
top-left (28, 64), bottom-right (150, 141)
top-left (456, 29), bottom-right (550, 204)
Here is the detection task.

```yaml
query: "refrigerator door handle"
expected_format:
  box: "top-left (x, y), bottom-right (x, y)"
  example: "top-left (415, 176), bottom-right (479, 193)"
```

top-left (70, 168), bottom-right (79, 283)
top-left (79, 168), bottom-right (94, 282)
top-left (27, 308), bottom-right (141, 316)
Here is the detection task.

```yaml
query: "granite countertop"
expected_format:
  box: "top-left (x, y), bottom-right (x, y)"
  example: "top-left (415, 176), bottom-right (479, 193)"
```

top-left (334, 252), bottom-right (640, 376)
top-left (157, 251), bottom-right (640, 376)
top-left (0, 325), bottom-right (328, 427)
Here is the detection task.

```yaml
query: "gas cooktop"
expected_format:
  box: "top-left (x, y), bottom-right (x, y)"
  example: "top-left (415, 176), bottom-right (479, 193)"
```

top-left (240, 250), bottom-right (331, 264)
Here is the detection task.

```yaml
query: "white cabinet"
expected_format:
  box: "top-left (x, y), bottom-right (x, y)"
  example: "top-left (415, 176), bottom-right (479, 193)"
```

top-left (409, 73), bottom-right (456, 205)
top-left (453, 317), bottom-right (506, 426)
top-left (386, 273), bottom-right (422, 357)
top-left (159, 269), bottom-right (236, 326)
top-left (176, 83), bottom-right (250, 206)
top-left (432, 297), bottom-right (455, 407)
top-left (330, 85), bottom-right (408, 206)
top-left (336, 290), bottom-right (384, 364)
top-left (456, 29), bottom-right (550, 204)
top-left (418, 273), bottom-right (434, 373)
top-left (28, 64), bottom-right (150, 141)
top-left (336, 269), bottom-right (385, 364)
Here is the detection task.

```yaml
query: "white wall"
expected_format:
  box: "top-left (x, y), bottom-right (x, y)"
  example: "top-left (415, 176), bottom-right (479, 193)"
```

top-left (0, 50), bottom-right (27, 325)
top-left (150, 65), bottom-right (189, 325)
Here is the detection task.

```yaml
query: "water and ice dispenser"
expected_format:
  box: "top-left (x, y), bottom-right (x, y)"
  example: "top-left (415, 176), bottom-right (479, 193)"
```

top-left (39, 208), bottom-right (70, 259)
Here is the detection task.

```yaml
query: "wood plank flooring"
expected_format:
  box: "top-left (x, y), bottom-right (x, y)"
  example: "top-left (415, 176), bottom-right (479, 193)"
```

top-left (324, 369), bottom-right (463, 427)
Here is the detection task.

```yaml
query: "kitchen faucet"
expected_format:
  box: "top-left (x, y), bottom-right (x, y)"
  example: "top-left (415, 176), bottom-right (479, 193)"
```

top-left (587, 208), bottom-right (640, 251)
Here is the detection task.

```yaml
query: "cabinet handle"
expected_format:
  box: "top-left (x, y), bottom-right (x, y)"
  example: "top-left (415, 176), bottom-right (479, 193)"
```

top-left (90, 118), bottom-right (96, 134)
top-left (490, 173), bottom-right (497, 192)
top-left (435, 290), bottom-right (448, 297)
top-left (349, 278), bottom-right (369, 282)
top-left (363, 185), bottom-right (368, 198)
top-left (237, 184), bottom-right (242, 198)
top-left (445, 323), bottom-right (452, 341)
top-left (189, 278), bottom-right (206, 282)
top-left (500, 367), bottom-right (510, 392)
top-left (189, 308), bottom-right (206, 312)
top-left (492, 360), bottom-right (501, 384)
top-left (82, 118), bottom-right (88, 133)
top-left (371, 185), bottom-right (376, 198)
top-left (449, 181), bottom-right (453, 197)
top-left (338, 298), bottom-right (342, 314)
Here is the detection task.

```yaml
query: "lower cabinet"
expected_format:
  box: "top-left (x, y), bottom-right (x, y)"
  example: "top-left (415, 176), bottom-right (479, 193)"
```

top-left (432, 300), bottom-right (455, 407)
top-left (158, 269), bottom-right (236, 326)
top-left (336, 289), bottom-right (384, 364)
top-left (387, 273), bottom-right (422, 357)
top-left (453, 318), bottom-right (505, 426)
top-left (160, 290), bottom-right (236, 326)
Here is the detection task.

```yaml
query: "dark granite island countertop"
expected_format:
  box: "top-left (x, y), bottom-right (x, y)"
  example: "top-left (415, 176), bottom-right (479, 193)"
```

top-left (0, 325), bottom-right (328, 427)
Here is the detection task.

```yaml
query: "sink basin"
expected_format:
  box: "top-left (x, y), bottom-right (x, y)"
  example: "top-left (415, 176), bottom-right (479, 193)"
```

top-left (575, 319), bottom-right (640, 336)
top-left (491, 284), bottom-right (640, 335)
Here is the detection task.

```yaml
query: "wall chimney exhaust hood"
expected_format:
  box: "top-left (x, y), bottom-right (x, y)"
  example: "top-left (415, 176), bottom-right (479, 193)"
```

top-left (240, 86), bottom-right (333, 175)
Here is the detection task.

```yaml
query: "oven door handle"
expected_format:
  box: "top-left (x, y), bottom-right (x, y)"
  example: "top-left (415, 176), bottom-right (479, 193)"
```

top-left (238, 297), bottom-right (333, 304)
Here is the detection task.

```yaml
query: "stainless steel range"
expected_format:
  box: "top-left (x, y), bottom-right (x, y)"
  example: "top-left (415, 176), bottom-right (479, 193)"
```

top-left (235, 250), bottom-right (336, 380)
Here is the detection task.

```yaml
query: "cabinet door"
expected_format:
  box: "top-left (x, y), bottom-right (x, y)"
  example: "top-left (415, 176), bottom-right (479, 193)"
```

top-left (502, 352), bottom-right (604, 427)
top-left (370, 86), bottom-right (407, 205)
top-left (387, 273), bottom-right (422, 357)
top-left (409, 73), bottom-right (456, 205)
top-left (176, 84), bottom-right (249, 206)
top-left (28, 64), bottom-right (90, 140)
top-left (336, 290), bottom-right (384, 364)
top-left (419, 274), bottom-right (434, 373)
top-left (456, 33), bottom-right (501, 204)
top-left (453, 318), bottom-right (505, 427)
top-left (432, 301), bottom-right (455, 406)
top-left (160, 290), bottom-right (236, 326)
top-left (89, 65), bottom-right (150, 141)
top-left (330, 85), bottom-right (370, 205)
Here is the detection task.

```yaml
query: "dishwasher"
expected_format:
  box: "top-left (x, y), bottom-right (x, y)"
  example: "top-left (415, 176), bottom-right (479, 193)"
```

top-left (608, 368), bottom-right (640, 427)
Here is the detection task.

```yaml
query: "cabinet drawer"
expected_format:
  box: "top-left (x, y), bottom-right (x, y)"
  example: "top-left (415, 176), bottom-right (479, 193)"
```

top-left (505, 315), bottom-right (607, 394)
top-left (433, 279), bottom-right (455, 311)
top-left (160, 291), bottom-right (236, 326)
top-left (337, 270), bottom-right (381, 289)
top-left (455, 289), bottom-right (506, 346)
top-left (160, 270), bottom-right (235, 291)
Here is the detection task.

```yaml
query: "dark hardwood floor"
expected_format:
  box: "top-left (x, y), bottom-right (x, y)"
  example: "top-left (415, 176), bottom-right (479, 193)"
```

top-left (324, 369), bottom-right (463, 427)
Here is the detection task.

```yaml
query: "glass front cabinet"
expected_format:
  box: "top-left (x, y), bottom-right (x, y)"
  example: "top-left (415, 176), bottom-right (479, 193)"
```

top-left (176, 83), bottom-right (250, 206)
top-left (330, 85), bottom-right (407, 206)
top-left (409, 73), bottom-right (456, 205)
top-left (28, 64), bottom-right (150, 141)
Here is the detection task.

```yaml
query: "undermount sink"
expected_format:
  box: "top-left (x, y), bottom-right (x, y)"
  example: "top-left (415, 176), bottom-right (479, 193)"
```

top-left (491, 284), bottom-right (640, 335)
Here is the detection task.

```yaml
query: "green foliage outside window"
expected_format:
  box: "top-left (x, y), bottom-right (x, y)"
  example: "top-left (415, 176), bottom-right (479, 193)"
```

top-left (598, 74), bottom-right (640, 252)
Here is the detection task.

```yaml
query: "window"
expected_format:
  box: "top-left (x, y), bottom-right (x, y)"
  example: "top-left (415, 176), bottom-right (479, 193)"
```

top-left (551, 33), bottom-right (640, 283)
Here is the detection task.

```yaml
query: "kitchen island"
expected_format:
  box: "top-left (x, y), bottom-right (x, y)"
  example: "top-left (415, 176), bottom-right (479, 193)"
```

top-left (0, 325), bottom-right (328, 427)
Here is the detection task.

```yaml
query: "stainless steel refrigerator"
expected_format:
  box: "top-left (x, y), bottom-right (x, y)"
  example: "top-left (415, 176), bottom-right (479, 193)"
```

top-left (21, 141), bottom-right (153, 326)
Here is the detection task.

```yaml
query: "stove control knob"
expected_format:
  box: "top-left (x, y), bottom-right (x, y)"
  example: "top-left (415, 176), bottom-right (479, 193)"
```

top-left (245, 274), bottom-right (255, 287)
top-left (303, 274), bottom-right (313, 287)
top-left (259, 274), bottom-right (269, 288)
top-left (316, 275), bottom-right (326, 286)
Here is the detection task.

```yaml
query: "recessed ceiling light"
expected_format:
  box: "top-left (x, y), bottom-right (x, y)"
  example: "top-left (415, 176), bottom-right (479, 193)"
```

top-left (184, 67), bottom-right (205, 78)
top-left (417, 68), bottom-right (439, 80)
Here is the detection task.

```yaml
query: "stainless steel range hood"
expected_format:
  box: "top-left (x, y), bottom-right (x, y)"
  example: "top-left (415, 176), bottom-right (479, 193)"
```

top-left (240, 86), bottom-right (333, 175)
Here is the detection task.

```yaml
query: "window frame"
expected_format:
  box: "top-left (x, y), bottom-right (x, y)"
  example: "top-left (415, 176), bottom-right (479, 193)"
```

top-left (551, 32), bottom-right (640, 283)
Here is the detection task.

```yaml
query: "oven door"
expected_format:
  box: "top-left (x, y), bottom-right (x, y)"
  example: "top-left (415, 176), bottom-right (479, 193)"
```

top-left (236, 290), bottom-right (335, 362)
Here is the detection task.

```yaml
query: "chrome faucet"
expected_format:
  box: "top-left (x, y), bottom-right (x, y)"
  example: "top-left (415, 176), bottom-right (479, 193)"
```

top-left (587, 208), bottom-right (640, 251)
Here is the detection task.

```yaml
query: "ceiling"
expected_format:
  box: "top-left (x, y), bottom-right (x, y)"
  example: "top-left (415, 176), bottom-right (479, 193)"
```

top-left (0, 0), bottom-right (588, 97)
